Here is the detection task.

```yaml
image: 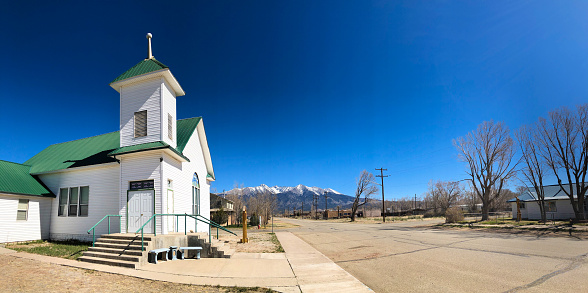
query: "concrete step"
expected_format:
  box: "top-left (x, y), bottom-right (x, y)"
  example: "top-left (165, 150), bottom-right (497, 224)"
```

top-left (94, 242), bottom-right (146, 251)
top-left (222, 248), bottom-right (236, 258)
top-left (83, 251), bottom-right (141, 262)
top-left (87, 246), bottom-right (144, 256)
top-left (78, 256), bottom-right (137, 269)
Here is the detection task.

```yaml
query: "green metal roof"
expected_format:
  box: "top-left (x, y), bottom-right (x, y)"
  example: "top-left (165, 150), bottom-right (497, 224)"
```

top-left (25, 132), bottom-right (120, 174)
top-left (24, 117), bottom-right (201, 174)
top-left (110, 58), bottom-right (169, 84)
top-left (108, 141), bottom-right (190, 162)
top-left (0, 160), bottom-right (54, 197)
top-left (176, 117), bottom-right (201, 153)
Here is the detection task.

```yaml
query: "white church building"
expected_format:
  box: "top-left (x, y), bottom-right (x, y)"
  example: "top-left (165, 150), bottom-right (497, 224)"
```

top-left (0, 34), bottom-right (214, 243)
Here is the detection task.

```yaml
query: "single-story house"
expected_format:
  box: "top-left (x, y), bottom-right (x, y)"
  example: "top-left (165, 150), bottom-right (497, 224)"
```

top-left (509, 184), bottom-right (587, 220)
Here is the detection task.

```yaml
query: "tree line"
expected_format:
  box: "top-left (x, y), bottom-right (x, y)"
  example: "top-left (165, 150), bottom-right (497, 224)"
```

top-left (452, 104), bottom-right (588, 221)
top-left (224, 183), bottom-right (278, 226)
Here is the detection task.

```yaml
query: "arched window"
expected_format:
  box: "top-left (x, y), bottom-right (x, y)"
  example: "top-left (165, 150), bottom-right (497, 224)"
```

top-left (192, 173), bottom-right (200, 215)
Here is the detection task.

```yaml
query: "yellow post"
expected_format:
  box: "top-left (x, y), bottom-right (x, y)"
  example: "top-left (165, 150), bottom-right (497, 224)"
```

top-left (242, 206), bottom-right (248, 243)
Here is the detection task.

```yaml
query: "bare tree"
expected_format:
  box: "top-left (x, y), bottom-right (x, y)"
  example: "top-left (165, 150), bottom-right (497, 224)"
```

top-left (463, 189), bottom-right (481, 213)
top-left (350, 170), bottom-right (379, 222)
top-left (490, 188), bottom-right (515, 211)
top-left (259, 190), bottom-right (277, 226)
top-left (225, 183), bottom-right (244, 225)
top-left (537, 105), bottom-right (588, 220)
top-left (516, 125), bottom-right (547, 222)
top-left (454, 121), bottom-right (518, 220)
top-left (425, 180), bottom-right (462, 216)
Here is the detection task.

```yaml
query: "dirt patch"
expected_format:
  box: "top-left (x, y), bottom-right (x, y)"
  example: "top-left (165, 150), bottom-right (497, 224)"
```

top-left (218, 232), bottom-right (284, 253)
top-left (0, 254), bottom-right (273, 292)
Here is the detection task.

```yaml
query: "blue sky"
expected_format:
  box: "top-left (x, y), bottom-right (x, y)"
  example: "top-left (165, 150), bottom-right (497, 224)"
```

top-left (1, 1), bottom-right (587, 198)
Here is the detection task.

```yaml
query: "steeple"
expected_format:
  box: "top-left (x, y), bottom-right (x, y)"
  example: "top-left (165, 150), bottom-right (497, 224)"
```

top-left (110, 33), bottom-right (185, 148)
top-left (147, 33), bottom-right (153, 59)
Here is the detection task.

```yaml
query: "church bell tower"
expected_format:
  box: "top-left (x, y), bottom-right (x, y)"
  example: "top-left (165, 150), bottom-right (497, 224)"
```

top-left (109, 33), bottom-right (185, 149)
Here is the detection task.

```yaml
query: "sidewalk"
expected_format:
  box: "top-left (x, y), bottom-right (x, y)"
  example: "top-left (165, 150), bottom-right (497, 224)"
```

top-left (0, 232), bottom-right (372, 293)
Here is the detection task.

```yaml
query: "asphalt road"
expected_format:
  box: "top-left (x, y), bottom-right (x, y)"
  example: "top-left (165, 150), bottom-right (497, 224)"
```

top-left (281, 218), bottom-right (588, 293)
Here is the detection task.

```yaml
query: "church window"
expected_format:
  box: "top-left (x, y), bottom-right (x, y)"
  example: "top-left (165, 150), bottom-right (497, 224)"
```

top-left (192, 173), bottom-right (200, 215)
top-left (58, 186), bottom-right (90, 217)
top-left (17, 199), bottom-right (29, 221)
top-left (134, 110), bottom-right (147, 137)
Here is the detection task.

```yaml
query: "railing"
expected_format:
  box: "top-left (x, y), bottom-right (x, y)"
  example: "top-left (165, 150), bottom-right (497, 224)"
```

top-left (135, 213), bottom-right (237, 251)
top-left (87, 215), bottom-right (122, 247)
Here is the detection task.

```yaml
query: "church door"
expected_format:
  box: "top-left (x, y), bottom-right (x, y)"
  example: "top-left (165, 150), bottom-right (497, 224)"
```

top-left (127, 190), bottom-right (154, 234)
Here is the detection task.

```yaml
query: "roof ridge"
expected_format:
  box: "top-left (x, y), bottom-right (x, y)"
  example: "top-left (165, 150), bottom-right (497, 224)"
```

top-left (178, 116), bottom-right (202, 121)
top-left (43, 131), bottom-right (119, 148)
top-left (0, 160), bottom-right (31, 167)
top-left (110, 58), bottom-right (169, 84)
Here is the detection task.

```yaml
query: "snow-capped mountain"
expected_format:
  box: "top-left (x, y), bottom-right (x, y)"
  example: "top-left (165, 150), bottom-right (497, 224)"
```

top-left (238, 184), bottom-right (343, 197)
top-left (224, 184), bottom-right (353, 212)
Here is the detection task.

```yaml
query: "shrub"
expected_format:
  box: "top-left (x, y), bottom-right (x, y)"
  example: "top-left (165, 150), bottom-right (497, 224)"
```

top-left (250, 213), bottom-right (260, 227)
top-left (424, 210), bottom-right (436, 218)
top-left (212, 207), bottom-right (228, 225)
top-left (445, 207), bottom-right (464, 223)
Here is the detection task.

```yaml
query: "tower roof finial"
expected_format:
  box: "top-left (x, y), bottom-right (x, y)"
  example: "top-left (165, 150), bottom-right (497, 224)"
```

top-left (146, 33), bottom-right (153, 59)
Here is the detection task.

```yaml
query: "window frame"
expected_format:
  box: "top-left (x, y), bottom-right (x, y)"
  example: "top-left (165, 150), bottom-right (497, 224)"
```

top-left (192, 173), bottom-right (200, 215)
top-left (16, 199), bottom-right (29, 221)
top-left (547, 201), bottom-right (557, 212)
top-left (134, 110), bottom-right (148, 138)
top-left (58, 186), bottom-right (90, 217)
top-left (168, 113), bottom-right (173, 140)
top-left (58, 188), bottom-right (68, 216)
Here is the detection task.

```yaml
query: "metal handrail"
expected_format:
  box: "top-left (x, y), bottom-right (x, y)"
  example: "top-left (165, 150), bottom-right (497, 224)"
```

top-left (87, 215), bottom-right (122, 247)
top-left (193, 214), bottom-right (237, 243)
top-left (135, 213), bottom-right (237, 251)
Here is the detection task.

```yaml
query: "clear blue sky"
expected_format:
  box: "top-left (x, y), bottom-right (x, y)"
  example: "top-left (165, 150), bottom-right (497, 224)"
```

top-left (1, 1), bottom-right (587, 198)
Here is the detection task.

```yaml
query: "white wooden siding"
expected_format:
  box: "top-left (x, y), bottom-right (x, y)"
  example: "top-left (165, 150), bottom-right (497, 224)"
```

top-left (0, 194), bottom-right (52, 243)
top-left (160, 125), bottom-right (211, 234)
top-left (120, 77), bottom-right (162, 147)
top-left (513, 199), bottom-right (579, 220)
top-left (161, 79), bottom-right (177, 148)
top-left (39, 164), bottom-right (120, 241)
top-left (119, 151), bottom-right (162, 234)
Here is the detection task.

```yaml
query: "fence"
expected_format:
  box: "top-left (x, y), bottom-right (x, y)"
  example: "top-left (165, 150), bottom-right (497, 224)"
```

top-left (463, 211), bottom-right (512, 222)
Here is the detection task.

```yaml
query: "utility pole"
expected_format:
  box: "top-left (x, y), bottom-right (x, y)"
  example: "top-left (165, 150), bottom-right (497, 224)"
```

top-left (375, 168), bottom-right (389, 222)
top-left (414, 194), bottom-right (417, 211)
top-left (301, 201), bottom-right (304, 218)
top-left (324, 191), bottom-right (328, 219)
top-left (313, 193), bottom-right (318, 220)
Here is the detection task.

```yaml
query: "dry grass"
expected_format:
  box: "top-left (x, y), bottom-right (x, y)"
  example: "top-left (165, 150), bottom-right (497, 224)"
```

top-left (6, 240), bottom-right (90, 260)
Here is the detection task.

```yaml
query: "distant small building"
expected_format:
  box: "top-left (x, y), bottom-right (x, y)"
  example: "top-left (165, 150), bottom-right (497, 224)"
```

top-left (210, 193), bottom-right (235, 225)
top-left (508, 184), bottom-right (587, 220)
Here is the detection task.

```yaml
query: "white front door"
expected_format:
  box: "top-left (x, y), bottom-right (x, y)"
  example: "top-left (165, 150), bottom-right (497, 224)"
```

top-left (167, 190), bottom-right (174, 232)
top-left (128, 190), bottom-right (154, 234)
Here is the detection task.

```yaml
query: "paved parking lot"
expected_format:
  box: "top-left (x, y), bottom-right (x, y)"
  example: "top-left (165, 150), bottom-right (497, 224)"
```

top-left (281, 218), bottom-right (588, 293)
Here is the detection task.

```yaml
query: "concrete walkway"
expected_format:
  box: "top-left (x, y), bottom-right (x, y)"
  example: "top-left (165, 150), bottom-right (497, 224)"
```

top-left (0, 232), bottom-right (371, 293)
top-left (276, 232), bottom-right (372, 293)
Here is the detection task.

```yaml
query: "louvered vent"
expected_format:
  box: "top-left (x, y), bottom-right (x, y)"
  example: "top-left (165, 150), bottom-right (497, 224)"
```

top-left (134, 110), bottom-right (147, 137)
top-left (168, 113), bottom-right (173, 140)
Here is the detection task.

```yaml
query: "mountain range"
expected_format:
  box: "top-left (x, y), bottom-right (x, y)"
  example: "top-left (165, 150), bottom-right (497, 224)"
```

top-left (222, 184), bottom-right (356, 212)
